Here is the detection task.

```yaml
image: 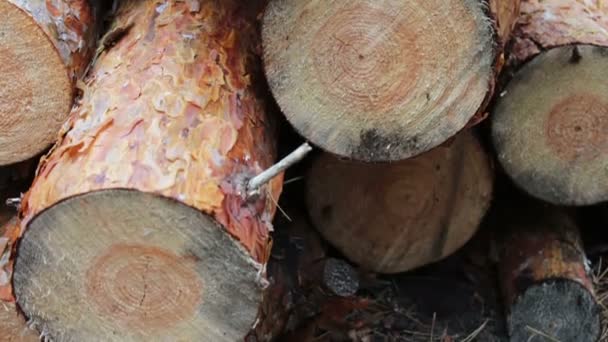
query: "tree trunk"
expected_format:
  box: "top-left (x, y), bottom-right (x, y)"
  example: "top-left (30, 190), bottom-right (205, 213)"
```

top-left (306, 131), bottom-right (493, 273)
top-left (13, 1), bottom-right (282, 341)
top-left (498, 202), bottom-right (601, 342)
top-left (492, 0), bottom-right (608, 205)
top-left (0, 0), bottom-right (97, 166)
top-left (262, 0), bottom-right (520, 162)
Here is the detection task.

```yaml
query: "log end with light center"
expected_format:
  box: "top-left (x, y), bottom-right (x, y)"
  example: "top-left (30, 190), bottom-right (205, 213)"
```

top-left (263, 0), bottom-right (496, 161)
top-left (492, 45), bottom-right (608, 205)
top-left (14, 190), bottom-right (262, 341)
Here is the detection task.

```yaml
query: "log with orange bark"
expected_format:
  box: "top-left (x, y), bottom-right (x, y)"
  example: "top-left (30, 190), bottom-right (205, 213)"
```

top-left (306, 131), bottom-right (493, 273)
top-left (492, 0), bottom-right (608, 205)
top-left (498, 201), bottom-right (601, 342)
top-left (262, 0), bottom-right (520, 161)
top-left (0, 0), bottom-right (97, 166)
top-left (11, 1), bottom-right (283, 340)
top-left (0, 218), bottom-right (38, 342)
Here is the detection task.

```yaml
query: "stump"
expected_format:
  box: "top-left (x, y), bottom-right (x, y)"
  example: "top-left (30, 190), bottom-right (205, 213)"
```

top-left (0, 0), bottom-right (96, 165)
top-left (499, 203), bottom-right (601, 342)
top-left (492, 0), bottom-right (608, 205)
top-left (262, 0), bottom-right (520, 161)
top-left (306, 131), bottom-right (493, 273)
top-left (13, 1), bottom-right (282, 340)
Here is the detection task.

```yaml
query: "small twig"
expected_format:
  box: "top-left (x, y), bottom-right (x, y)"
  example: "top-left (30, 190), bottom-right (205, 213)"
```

top-left (268, 191), bottom-right (292, 222)
top-left (247, 142), bottom-right (313, 197)
top-left (283, 176), bottom-right (305, 185)
top-left (112, 0), bottom-right (120, 14)
top-left (461, 319), bottom-right (489, 342)
top-left (525, 326), bottom-right (562, 342)
top-left (430, 312), bottom-right (436, 341)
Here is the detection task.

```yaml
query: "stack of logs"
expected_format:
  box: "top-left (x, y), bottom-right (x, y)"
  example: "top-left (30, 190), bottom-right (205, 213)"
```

top-left (0, 0), bottom-right (606, 341)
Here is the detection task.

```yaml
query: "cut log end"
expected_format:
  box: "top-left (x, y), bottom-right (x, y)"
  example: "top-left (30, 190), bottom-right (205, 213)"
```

top-left (322, 258), bottom-right (359, 297)
top-left (492, 45), bottom-right (608, 205)
top-left (14, 190), bottom-right (262, 341)
top-left (263, 0), bottom-right (495, 161)
top-left (306, 132), bottom-right (493, 273)
top-left (509, 281), bottom-right (600, 342)
top-left (0, 0), bottom-right (72, 166)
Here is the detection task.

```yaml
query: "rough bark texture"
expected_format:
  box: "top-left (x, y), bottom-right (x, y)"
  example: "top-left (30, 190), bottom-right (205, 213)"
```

top-left (499, 203), bottom-right (601, 342)
top-left (490, 0), bottom-right (521, 49)
top-left (251, 207), bottom-right (361, 341)
top-left (251, 208), bottom-right (328, 341)
top-left (0, 218), bottom-right (18, 302)
top-left (306, 131), bottom-right (493, 273)
top-left (20, 0), bottom-right (280, 264)
top-left (12, 1), bottom-right (281, 340)
top-left (0, 218), bottom-right (38, 342)
top-left (0, 163), bottom-right (34, 303)
top-left (262, 0), bottom-right (519, 162)
top-left (0, 302), bottom-right (39, 342)
top-left (0, 0), bottom-right (96, 165)
top-left (492, 1), bottom-right (608, 205)
top-left (509, 0), bottom-right (608, 65)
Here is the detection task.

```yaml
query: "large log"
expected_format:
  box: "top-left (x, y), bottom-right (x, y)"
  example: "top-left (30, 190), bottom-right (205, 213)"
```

top-left (498, 202), bottom-right (601, 342)
top-left (12, 1), bottom-right (282, 340)
top-left (262, 0), bottom-right (520, 162)
top-left (306, 131), bottom-right (493, 273)
top-left (0, 0), bottom-right (96, 166)
top-left (492, 0), bottom-right (608, 205)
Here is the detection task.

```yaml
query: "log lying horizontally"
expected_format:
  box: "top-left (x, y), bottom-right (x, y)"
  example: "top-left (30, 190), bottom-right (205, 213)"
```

top-left (306, 131), bottom-right (493, 273)
top-left (262, 0), bottom-right (520, 161)
top-left (498, 202), bottom-right (601, 342)
top-left (0, 0), bottom-right (96, 166)
top-left (13, 1), bottom-right (282, 340)
top-left (492, 0), bottom-right (608, 205)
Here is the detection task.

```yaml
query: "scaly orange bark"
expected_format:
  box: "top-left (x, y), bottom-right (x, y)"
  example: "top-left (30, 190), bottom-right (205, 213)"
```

top-left (20, 0), bottom-right (281, 262)
top-left (510, 0), bottom-right (608, 63)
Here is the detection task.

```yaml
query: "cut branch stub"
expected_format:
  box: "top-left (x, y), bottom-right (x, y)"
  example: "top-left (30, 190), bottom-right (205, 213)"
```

top-left (13, 1), bottom-right (281, 340)
top-left (493, 45), bottom-right (608, 205)
top-left (263, 0), bottom-right (518, 161)
top-left (0, 0), bottom-right (96, 165)
top-left (306, 131), bottom-right (493, 273)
